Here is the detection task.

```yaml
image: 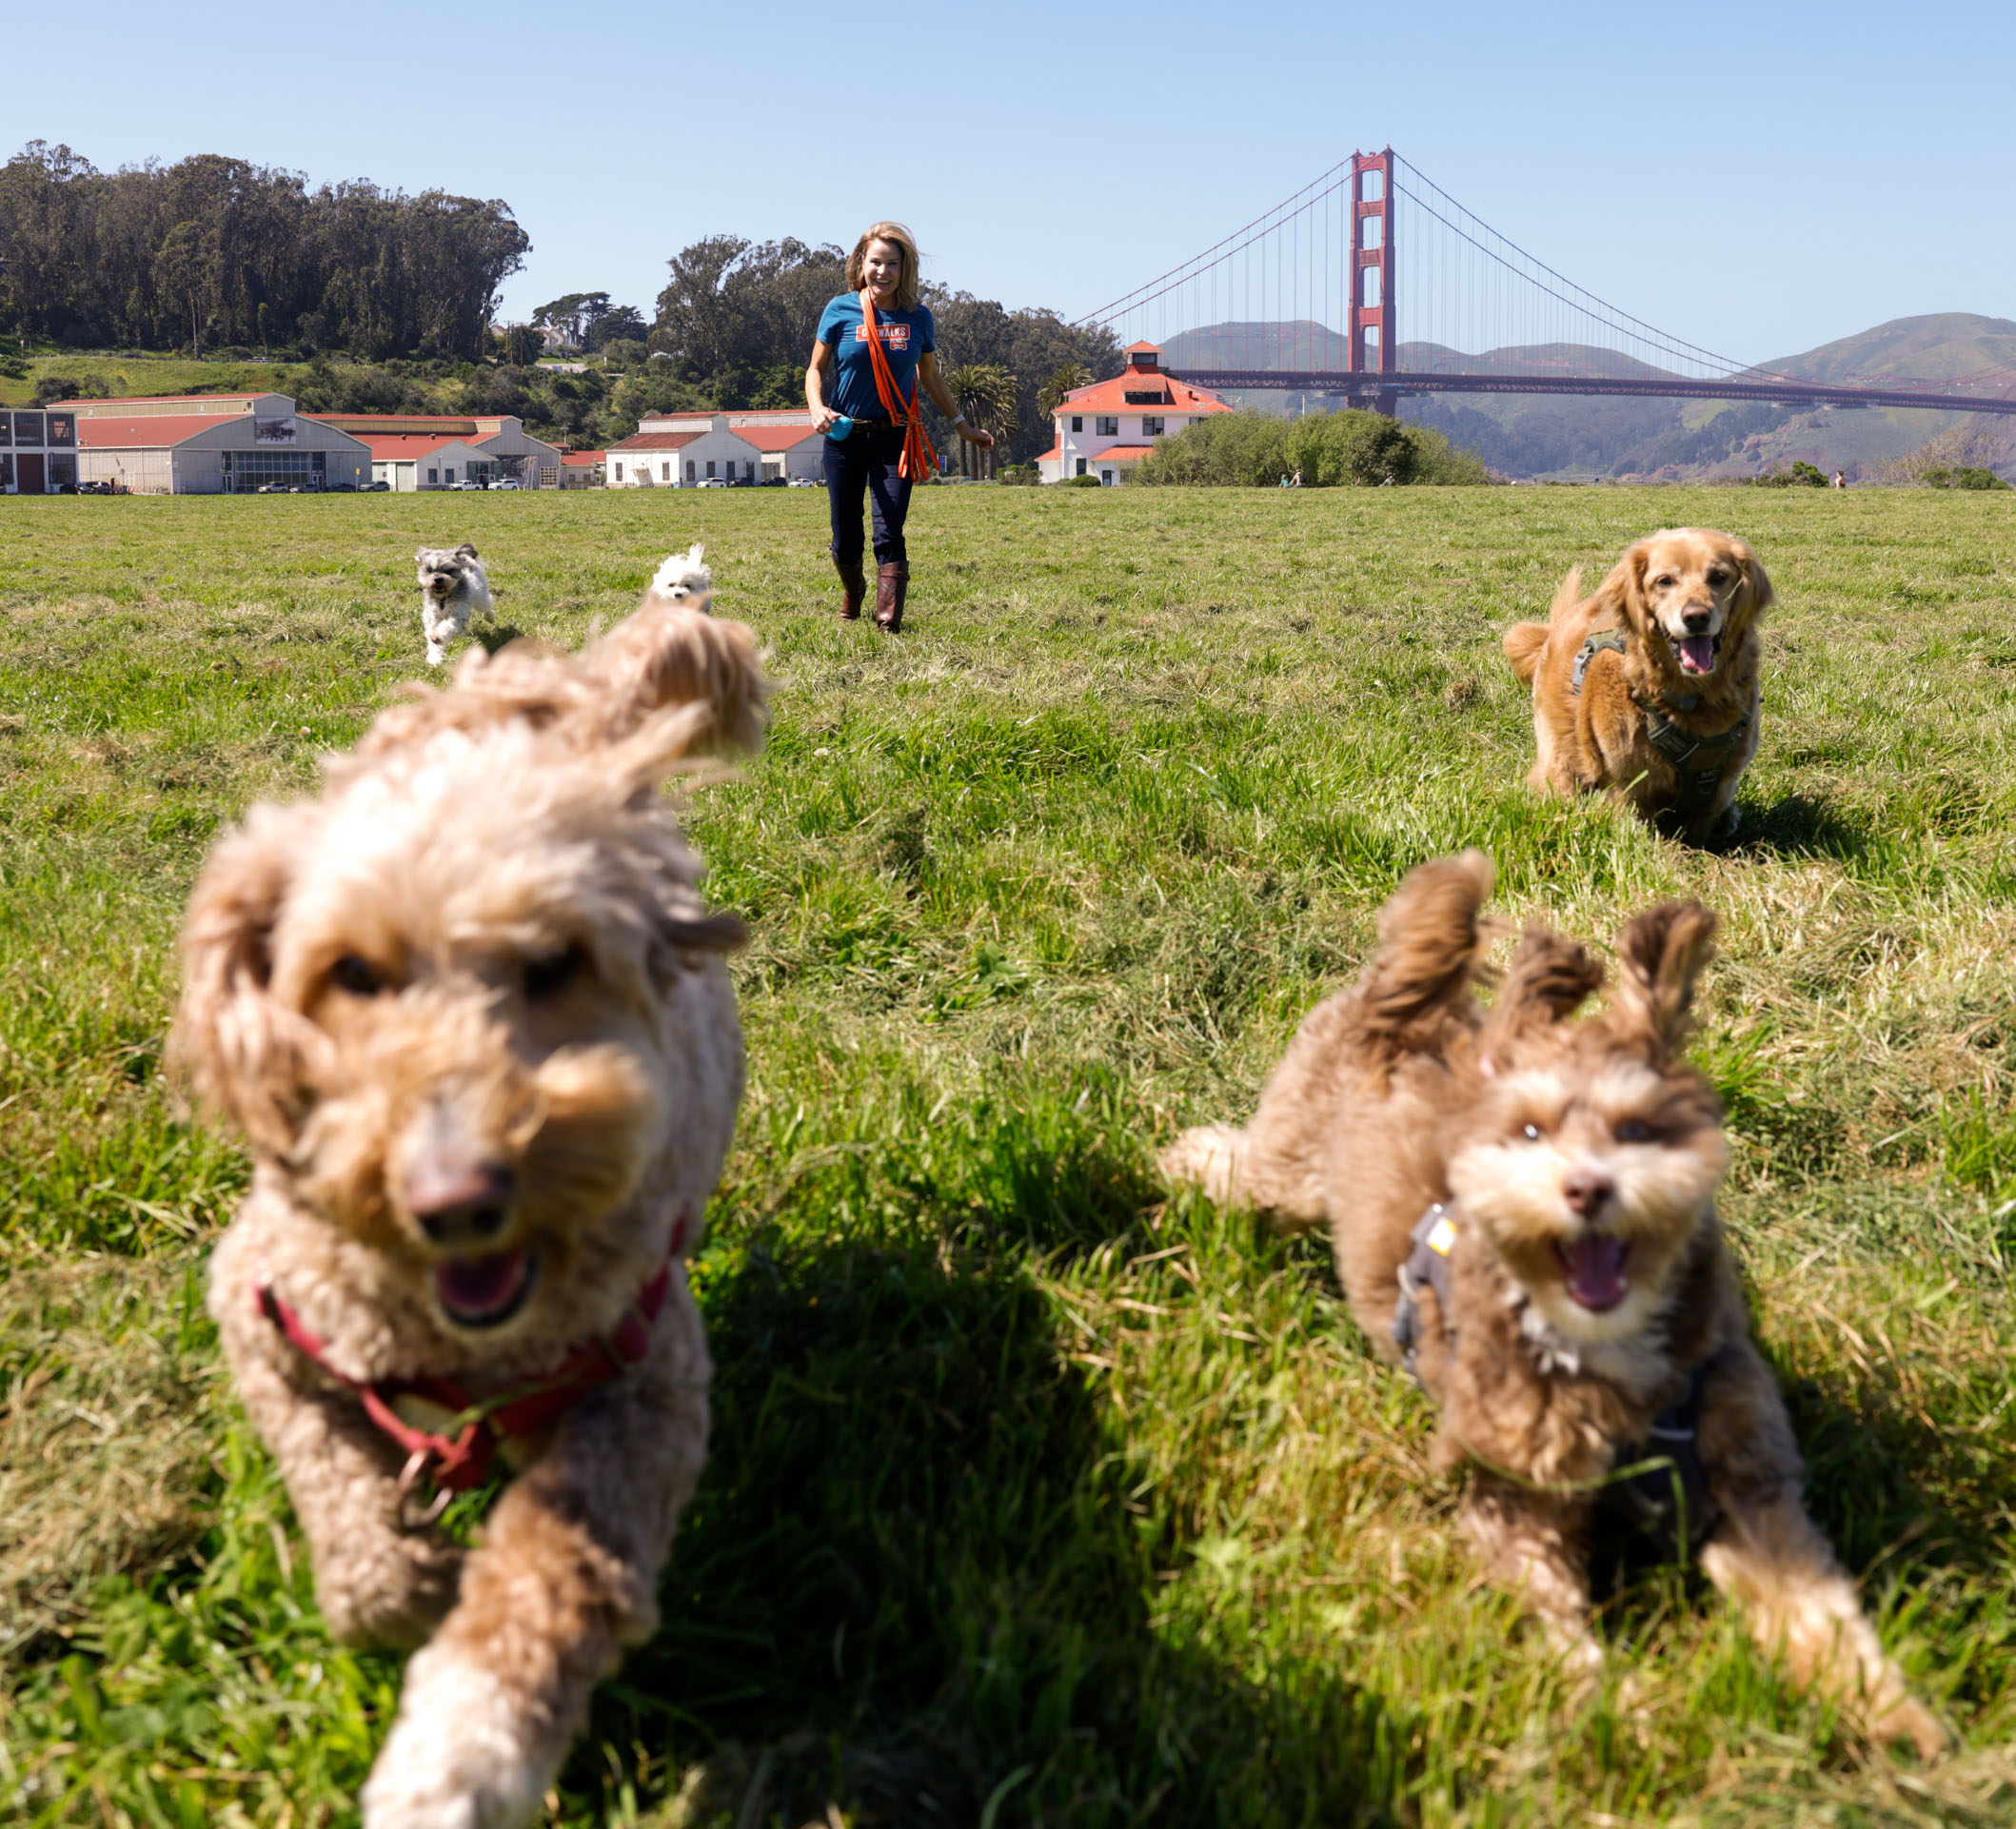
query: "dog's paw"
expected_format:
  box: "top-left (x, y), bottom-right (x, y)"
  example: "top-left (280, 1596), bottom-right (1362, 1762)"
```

top-left (425, 646), bottom-right (446, 668)
top-left (362, 1648), bottom-right (549, 1829)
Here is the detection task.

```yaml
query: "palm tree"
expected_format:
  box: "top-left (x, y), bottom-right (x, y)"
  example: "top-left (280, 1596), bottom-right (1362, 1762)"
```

top-left (945, 363), bottom-right (1019, 480)
top-left (1037, 361), bottom-right (1092, 424)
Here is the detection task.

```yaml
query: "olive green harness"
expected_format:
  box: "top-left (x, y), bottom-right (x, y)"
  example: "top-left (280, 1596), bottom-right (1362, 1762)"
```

top-left (1571, 628), bottom-right (1749, 827)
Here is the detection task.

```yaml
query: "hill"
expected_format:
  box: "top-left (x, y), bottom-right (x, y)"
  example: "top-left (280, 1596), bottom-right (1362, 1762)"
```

top-left (1158, 314), bottom-right (2016, 481)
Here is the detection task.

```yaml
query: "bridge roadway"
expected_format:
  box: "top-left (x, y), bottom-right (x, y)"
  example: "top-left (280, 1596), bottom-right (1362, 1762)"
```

top-left (1168, 369), bottom-right (2016, 417)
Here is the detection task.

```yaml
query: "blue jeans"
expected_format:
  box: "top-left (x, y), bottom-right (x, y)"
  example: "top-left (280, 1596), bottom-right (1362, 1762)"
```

top-left (823, 423), bottom-right (911, 567)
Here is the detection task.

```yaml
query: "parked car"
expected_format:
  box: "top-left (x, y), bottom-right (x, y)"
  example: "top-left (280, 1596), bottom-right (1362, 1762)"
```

top-left (694, 476), bottom-right (731, 489)
top-left (363, 480), bottom-right (391, 491)
top-left (786, 476), bottom-right (820, 488)
top-left (491, 478), bottom-right (522, 491)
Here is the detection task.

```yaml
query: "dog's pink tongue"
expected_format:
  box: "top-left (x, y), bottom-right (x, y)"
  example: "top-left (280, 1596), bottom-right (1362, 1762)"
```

top-left (1563, 1235), bottom-right (1630, 1311)
top-left (1677, 634), bottom-right (1715, 674)
top-left (433, 1250), bottom-right (529, 1320)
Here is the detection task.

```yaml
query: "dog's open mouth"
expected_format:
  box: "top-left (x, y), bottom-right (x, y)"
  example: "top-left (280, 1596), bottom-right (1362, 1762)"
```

top-left (1674, 632), bottom-right (1718, 676)
top-left (1557, 1234), bottom-right (1630, 1312)
top-left (433, 1249), bottom-right (536, 1328)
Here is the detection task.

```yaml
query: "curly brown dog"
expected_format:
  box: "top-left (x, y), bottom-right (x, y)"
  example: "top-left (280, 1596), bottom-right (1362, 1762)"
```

top-left (174, 588), bottom-right (767, 1827)
top-left (1504, 528), bottom-right (1770, 839)
top-left (1162, 855), bottom-right (1943, 1756)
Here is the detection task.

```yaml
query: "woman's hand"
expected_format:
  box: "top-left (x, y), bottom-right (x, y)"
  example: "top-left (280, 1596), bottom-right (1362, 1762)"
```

top-left (810, 403), bottom-right (841, 433)
top-left (959, 424), bottom-right (996, 448)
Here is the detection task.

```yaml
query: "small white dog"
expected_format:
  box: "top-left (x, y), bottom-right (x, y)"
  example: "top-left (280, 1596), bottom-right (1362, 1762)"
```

top-left (416, 544), bottom-right (494, 667)
top-left (646, 544), bottom-right (712, 609)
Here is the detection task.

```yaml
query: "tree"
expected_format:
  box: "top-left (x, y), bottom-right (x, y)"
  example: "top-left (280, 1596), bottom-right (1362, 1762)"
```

top-left (945, 363), bottom-right (1018, 479)
top-left (1038, 361), bottom-right (1091, 423)
top-left (504, 323), bottom-right (543, 366)
top-left (152, 219), bottom-right (213, 357)
top-left (583, 305), bottom-right (647, 351)
top-left (532, 291), bottom-right (609, 347)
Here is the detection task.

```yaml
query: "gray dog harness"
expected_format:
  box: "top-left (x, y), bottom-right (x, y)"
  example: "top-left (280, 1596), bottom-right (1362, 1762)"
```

top-left (1392, 1199), bottom-right (1721, 1557)
top-left (1570, 627), bottom-right (1750, 826)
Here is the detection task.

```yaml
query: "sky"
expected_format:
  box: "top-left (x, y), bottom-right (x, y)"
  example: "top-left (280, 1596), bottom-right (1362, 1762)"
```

top-left (9, 0), bottom-right (2013, 367)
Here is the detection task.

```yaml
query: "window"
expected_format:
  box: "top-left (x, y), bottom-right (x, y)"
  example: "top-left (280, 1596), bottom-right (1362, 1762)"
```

top-left (445, 466), bottom-right (456, 483)
top-left (685, 460), bottom-right (695, 481)
top-left (1142, 417), bottom-right (1164, 437)
top-left (1100, 469), bottom-right (1115, 484)
top-left (427, 467), bottom-right (440, 483)
top-left (1075, 458), bottom-right (1086, 477)
top-left (1096, 416), bottom-right (1117, 437)
top-left (705, 460), bottom-right (716, 478)
top-left (662, 462), bottom-right (671, 482)
top-left (1122, 390), bottom-right (1166, 405)
top-left (222, 447), bottom-right (320, 492)
top-left (613, 462), bottom-right (623, 482)
top-left (1070, 416), bottom-right (1082, 433)
top-left (744, 461), bottom-right (754, 481)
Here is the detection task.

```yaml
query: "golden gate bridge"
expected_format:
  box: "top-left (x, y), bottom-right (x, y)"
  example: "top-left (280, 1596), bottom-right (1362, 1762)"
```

top-left (1079, 150), bottom-right (2016, 419)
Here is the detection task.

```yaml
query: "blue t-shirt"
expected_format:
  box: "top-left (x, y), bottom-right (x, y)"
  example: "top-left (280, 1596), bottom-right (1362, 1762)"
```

top-left (817, 293), bottom-right (935, 422)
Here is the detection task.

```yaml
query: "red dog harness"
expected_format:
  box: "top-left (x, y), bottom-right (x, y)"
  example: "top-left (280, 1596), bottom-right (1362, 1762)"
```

top-left (256, 1207), bottom-right (693, 1495)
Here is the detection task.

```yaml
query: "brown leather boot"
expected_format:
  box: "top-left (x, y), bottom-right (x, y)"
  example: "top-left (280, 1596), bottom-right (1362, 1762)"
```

top-left (874, 561), bottom-right (908, 633)
top-left (834, 553), bottom-right (866, 620)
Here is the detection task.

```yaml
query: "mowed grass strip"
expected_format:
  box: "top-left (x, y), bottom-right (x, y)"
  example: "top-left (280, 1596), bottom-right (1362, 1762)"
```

top-left (1, 486), bottom-right (2013, 1826)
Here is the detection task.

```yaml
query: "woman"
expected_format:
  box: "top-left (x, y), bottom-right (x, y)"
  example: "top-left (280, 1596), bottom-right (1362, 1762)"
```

top-left (805, 222), bottom-right (994, 632)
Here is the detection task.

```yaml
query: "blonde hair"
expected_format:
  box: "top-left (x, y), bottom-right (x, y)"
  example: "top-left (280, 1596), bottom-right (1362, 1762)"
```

top-left (845, 223), bottom-right (921, 311)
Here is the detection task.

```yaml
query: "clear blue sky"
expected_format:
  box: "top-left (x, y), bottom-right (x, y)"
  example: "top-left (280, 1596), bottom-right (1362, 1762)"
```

top-left (10, 0), bottom-right (2011, 365)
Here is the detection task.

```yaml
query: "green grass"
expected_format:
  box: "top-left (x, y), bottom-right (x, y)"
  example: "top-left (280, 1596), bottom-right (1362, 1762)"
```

top-left (3, 485), bottom-right (2015, 1826)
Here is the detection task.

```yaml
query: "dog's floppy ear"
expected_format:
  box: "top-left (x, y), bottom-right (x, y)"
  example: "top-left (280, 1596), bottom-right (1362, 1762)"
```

top-left (1354, 851), bottom-right (1495, 1053)
top-left (455, 543), bottom-right (478, 560)
top-left (169, 810), bottom-right (326, 1152)
top-left (415, 548), bottom-right (429, 564)
top-left (586, 602), bottom-right (769, 757)
top-left (1609, 900), bottom-right (1716, 1059)
top-left (1588, 540), bottom-right (1650, 635)
top-left (1732, 539), bottom-right (1772, 618)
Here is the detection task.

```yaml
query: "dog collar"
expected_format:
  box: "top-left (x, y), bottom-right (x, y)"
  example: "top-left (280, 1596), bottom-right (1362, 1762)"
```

top-left (256, 1205), bottom-right (694, 1497)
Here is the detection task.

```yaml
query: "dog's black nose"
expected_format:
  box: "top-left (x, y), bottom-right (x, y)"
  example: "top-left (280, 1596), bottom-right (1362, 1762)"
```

top-left (1682, 607), bottom-right (1712, 633)
top-left (407, 1163), bottom-right (516, 1246)
top-left (1562, 1168), bottom-right (1613, 1217)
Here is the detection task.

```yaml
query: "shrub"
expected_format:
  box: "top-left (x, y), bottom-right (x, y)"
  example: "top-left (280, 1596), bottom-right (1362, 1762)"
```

top-left (1135, 407), bottom-right (1488, 487)
top-left (1067, 472), bottom-right (1105, 487)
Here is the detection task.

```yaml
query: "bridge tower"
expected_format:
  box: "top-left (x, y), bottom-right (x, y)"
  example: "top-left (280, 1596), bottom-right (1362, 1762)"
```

top-left (1348, 147), bottom-right (1396, 418)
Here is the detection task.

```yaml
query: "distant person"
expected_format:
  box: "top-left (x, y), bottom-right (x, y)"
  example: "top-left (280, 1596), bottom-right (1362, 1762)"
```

top-left (1832, 469), bottom-right (1847, 489)
top-left (805, 221), bottom-right (994, 632)
top-left (1292, 468), bottom-right (1305, 488)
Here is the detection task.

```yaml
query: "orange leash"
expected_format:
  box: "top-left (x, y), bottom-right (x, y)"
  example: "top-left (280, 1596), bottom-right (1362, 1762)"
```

top-left (860, 288), bottom-right (937, 482)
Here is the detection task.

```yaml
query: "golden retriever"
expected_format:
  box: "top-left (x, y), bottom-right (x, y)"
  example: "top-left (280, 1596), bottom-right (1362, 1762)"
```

top-left (1503, 528), bottom-right (1770, 838)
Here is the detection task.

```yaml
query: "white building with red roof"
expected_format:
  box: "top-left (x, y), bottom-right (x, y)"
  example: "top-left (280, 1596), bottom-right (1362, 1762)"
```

top-left (559, 450), bottom-right (606, 489)
top-left (303, 414), bottom-right (563, 490)
top-left (1036, 343), bottom-right (1233, 485)
top-left (57, 393), bottom-right (371, 494)
top-left (605, 410), bottom-right (824, 487)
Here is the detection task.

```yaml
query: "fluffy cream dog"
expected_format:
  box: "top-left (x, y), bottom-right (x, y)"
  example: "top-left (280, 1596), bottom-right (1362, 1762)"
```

top-left (1503, 528), bottom-right (1770, 839)
top-left (647, 542), bottom-right (713, 606)
top-left (175, 590), bottom-right (767, 1827)
top-left (1163, 855), bottom-right (1943, 1756)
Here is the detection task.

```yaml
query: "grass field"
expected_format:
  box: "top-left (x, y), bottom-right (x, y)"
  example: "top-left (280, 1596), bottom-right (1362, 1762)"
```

top-left (3, 483), bottom-right (2015, 1827)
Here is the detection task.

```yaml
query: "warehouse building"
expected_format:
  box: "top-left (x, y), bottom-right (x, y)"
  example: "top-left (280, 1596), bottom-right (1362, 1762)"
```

top-left (56, 393), bottom-right (371, 494)
top-left (304, 413), bottom-right (563, 490)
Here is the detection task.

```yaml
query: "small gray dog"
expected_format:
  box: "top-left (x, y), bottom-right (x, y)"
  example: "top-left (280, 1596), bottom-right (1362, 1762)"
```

top-left (415, 544), bottom-right (494, 667)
